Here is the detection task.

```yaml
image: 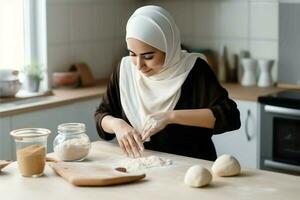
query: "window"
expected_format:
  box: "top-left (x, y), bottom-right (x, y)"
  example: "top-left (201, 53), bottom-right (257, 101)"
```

top-left (0, 0), bottom-right (48, 91)
top-left (0, 0), bottom-right (25, 70)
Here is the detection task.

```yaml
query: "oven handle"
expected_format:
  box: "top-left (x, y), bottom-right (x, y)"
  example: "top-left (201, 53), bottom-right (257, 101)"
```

top-left (264, 105), bottom-right (300, 117)
top-left (245, 109), bottom-right (251, 141)
top-left (264, 159), bottom-right (300, 173)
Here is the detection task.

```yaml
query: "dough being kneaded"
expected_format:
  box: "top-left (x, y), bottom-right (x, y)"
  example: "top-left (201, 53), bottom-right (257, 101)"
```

top-left (184, 165), bottom-right (212, 188)
top-left (212, 154), bottom-right (241, 177)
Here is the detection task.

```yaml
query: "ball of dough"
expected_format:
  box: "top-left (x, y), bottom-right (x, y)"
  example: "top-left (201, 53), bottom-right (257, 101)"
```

top-left (184, 165), bottom-right (212, 187)
top-left (212, 154), bottom-right (241, 177)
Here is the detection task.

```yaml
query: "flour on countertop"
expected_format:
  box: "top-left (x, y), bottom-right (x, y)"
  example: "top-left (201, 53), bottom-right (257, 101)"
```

top-left (119, 156), bottom-right (172, 172)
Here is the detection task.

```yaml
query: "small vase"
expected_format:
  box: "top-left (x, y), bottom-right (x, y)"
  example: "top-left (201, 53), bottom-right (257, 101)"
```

top-left (24, 75), bottom-right (40, 92)
top-left (241, 58), bottom-right (257, 86)
top-left (257, 59), bottom-right (274, 87)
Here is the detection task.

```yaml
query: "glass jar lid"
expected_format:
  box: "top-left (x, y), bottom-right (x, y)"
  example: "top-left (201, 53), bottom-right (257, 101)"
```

top-left (58, 123), bottom-right (86, 135)
top-left (10, 128), bottom-right (51, 141)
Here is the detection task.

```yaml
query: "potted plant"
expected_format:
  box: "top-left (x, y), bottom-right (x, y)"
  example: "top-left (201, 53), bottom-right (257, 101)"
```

top-left (22, 61), bottom-right (44, 92)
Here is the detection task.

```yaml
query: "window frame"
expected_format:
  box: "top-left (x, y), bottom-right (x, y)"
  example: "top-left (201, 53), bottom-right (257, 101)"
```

top-left (24, 0), bottom-right (49, 91)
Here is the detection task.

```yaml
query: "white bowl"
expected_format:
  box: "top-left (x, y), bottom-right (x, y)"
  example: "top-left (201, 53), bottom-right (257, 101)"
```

top-left (0, 79), bottom-right (21, 97)
top-left (0, 69), bottom-right (19, 81)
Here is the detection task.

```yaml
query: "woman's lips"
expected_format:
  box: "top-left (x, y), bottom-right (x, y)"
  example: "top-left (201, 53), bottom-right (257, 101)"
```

top-left (141, 69), bottom-right (152, 74)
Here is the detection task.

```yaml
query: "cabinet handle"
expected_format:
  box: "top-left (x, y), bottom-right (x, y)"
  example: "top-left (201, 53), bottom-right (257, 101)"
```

top-left (245, 109), bottom-right (251, 141)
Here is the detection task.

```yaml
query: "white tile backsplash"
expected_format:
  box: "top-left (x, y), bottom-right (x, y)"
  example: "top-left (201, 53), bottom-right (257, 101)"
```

top-left (70, 4), bottom-right (94, 42)
top-left (47, 4), bottom-right (70, 44)
top-left (219, 0), bottom-right (249, 39)
top-left (47, 0), bottom-right (138, 80)
top-left (47, 0), bottom-right (279, 81)
top-left (47, 44), bottom-right (72, 74)
top-left (92, 41), bottom-right (115, 78)
top-left (93, 4), bottom-right (116, 39)
top-left (250, 1), bottom-right (278, 40)
top-left (70, 43), bottom-right (94, 67)
top-left (193, 1), bottom-right (219, 38)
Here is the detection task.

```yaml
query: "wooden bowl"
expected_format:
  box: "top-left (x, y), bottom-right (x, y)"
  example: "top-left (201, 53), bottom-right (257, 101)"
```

top-left (52, 72), bottom-right (79, 88)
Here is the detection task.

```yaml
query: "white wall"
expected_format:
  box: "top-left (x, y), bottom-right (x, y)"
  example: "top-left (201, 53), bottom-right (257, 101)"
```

top-left (46, 0), bottom-right (139, 80)
top-left (145, 0), bottom-right (279, 82)
top-left (46, 0), bottom-right (279, 81)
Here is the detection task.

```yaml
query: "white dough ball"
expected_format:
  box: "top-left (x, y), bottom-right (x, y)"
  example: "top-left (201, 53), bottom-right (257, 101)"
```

top-left (184, 165), bottom-right (212, 187)
top-left (212, 154), bottom-right (241, 177)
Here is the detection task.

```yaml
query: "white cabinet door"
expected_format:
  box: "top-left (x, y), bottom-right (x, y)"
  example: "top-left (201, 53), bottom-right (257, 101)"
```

top-left (212, 100), bottom-right (259, 168)
top-left (0, 117), bottom-right (13, 160)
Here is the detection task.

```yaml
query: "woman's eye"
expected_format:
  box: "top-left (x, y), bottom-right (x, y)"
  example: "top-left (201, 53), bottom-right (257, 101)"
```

top-left (129, 53), bottom-right (136, 57)
top-left (144, 55), bottom-right (153, 60)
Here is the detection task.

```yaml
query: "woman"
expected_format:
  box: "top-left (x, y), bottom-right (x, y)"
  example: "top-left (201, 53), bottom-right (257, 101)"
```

top-left (95, 5), bottom-right (240, 161)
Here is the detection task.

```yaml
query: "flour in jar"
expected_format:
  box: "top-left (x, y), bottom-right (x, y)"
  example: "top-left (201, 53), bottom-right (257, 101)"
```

top-left (54, 138), bottom-right (90, 161)
top-left (119, 156), bottom-right (172, 172)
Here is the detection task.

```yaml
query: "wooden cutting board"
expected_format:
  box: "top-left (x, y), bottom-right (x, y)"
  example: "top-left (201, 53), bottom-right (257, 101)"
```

top-left (0, 160), bottom-right (12, 172)
top-left (49, 162), bottom-right (146, 186)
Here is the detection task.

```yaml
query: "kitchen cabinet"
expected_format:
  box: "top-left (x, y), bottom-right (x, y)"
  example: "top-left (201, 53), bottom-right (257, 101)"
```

top-left (0, 117), bottom-right (14, 160)
top-left (0, 98), bottom-right (101, 160)
top-left (212, 100), bottom-right (259, 168)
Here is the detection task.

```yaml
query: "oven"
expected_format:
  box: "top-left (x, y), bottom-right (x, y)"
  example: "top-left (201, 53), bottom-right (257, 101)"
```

top-left (259, 90), bottom-right (300, 175)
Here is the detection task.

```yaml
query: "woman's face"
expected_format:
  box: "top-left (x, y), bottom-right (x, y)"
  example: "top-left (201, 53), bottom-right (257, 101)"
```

top-left (127, 38), bottom-right (165, 76)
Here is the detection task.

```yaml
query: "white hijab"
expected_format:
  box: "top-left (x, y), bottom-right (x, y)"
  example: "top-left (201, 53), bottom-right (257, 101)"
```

top-left (119, 5), bottom-right (206, 133)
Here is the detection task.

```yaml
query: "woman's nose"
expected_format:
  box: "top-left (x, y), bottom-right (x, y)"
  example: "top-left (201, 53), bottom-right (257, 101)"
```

top-left (136, 57), bottom-right (144, 70)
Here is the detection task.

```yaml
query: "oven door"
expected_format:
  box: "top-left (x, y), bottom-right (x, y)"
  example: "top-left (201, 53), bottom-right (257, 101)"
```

top-left (260, 105), bottom-right (300, 175)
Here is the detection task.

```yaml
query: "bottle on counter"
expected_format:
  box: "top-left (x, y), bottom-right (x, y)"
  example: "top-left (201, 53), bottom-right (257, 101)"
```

top-left (218, 45), bottom-right (230, 83)
top-left (53, 123), bottom-right (91, 161)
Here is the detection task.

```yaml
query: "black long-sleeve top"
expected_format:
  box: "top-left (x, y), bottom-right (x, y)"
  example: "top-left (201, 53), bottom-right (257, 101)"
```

top-left (95, 58), bottom-right (241, 161)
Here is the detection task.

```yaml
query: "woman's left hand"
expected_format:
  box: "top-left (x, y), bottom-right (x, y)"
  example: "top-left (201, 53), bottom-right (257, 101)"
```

top-left (141, 111), bottom-right (172, 142)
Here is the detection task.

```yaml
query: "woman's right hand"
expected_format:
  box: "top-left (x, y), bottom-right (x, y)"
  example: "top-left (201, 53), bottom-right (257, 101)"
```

top-left (112, 118), bottom-right (144, 158)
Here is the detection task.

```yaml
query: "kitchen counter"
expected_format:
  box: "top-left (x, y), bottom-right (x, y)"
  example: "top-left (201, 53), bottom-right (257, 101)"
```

top-left (0, 141), bottom-right (299, 200)
top-left (222, 83), bottom-right (286, 102)
top-left (0, 80), bottom-right (287, 117)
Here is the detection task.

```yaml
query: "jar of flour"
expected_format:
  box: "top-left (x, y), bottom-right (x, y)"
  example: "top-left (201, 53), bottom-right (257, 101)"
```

top-left (53, 123), bottom-right (90, 161)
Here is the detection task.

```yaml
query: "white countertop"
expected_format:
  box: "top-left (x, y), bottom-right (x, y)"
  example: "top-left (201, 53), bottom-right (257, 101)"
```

top-left (0, 141), bottom-right (299, 200)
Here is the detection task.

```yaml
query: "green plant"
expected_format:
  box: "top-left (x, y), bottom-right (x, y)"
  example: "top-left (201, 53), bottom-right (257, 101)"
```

top-left (22, 61), bottom-right (44, 81)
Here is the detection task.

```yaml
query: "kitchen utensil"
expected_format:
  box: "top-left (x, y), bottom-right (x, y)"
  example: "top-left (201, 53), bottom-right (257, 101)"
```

top-left (52, 72), bottom-right (79, 88)
top-left (0, 160), bottom-right (12, 172)
top-left (0, 79), bottom-right (21, 97)
top-left (69, 63), bottom-right (95, 87)
top-left (227, 54), bottom-right (238, 83)
top-left (241, 58), bottom-right (257, 86)
top-left (218, 45), bottom-right (230, 82)
top-left (10, 128), bottom-right (51, 177)
top-left (257, 59), bottom-right (274, 87)
top-left (49, 162), bottom-right (146, 186)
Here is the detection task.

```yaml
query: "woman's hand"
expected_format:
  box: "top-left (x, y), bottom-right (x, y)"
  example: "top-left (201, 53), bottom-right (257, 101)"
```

top-left (141, 112), bottom-right (172, 142)
top-left (112, 118), bottom-right (144, 158)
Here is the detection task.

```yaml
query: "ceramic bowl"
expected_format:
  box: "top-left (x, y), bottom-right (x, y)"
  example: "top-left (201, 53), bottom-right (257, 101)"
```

top-left (0, 69), bottom-right (19, 81)
top-left (52, 72), bottom-right (79, 88)
top-left (0, 79), bottom-right (21, 97)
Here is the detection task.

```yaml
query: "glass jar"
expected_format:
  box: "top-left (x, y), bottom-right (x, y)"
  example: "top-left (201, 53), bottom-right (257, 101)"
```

top-left (53, 123), bottom-right (91, 161)
top-left (10, 128), bottom-right (51, 177)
